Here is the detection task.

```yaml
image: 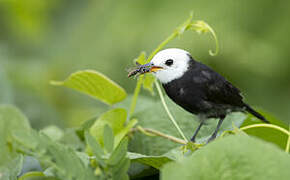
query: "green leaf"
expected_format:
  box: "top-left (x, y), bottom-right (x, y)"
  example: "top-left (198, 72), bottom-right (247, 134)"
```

top-left (84, 131), bottom-right (104, 166)
top-left (40, 126), bottom-right (64, 141)
top-left (103, 125), bottom-right (114, 153)
top-left (0, 155), bottom-right (23, 180)
top-left (114, 118), bottom-right (137, 147)
top-left (51, 70), bottom-right (127, 105)
top-left (142, 74), bottom-right (155, 95)
top-left (0, 105), bottom-right (30, 142)
top-left (127, 152), bottom-right (173, 169)
top-left (19, 171), bottom-right (58, 180)
top-left (0, 105), bottom-right (30, 167)
top-left (241, 110), bottom-right (289, 150)
top-left (60, 129), bottom-right (84, 151)
top-left (135, 51), bottom-right (147, 65)
top-left (133, 51), bottom-right (156, 95)
top-left (112, 158), bottom-right (130, 180)
top-left (13, 129), bottom-right (96, 180)
top-left (161, 135), bottom-right (290, 180)
top-left (90, 108), bottom-right (128, 147)
top-left (119, 96), bottom-right (246, 156)
top-left (108, 138), bottom-right (128, 165)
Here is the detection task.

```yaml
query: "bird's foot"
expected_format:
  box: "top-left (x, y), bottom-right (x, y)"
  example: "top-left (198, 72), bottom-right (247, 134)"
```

top-left (181, 141), bottom-right (204, 153)
top-left (206, 134), bottom-right (217, 144)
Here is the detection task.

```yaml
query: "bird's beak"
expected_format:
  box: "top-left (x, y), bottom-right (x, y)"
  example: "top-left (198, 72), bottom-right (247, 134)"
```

top-left (150, 66), bottom-right (163, 72)
top-left (141, 63), bottom-right (163, 73)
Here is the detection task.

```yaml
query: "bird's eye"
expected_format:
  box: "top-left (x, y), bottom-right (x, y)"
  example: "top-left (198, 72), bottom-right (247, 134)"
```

top-left (165, 59), bottom-right (174, 66)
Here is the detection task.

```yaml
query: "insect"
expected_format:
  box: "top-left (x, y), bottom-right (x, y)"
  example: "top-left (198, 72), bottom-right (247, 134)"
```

top-left (127, 62), bottom-right (152, 78)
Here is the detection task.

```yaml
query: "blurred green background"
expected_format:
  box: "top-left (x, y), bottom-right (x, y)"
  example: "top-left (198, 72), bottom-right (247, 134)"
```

top-left (1, 0), bottom-right (289, 128)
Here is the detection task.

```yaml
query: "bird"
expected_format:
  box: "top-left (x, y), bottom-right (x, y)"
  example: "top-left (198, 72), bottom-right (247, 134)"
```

top-left (140, 48), bottom-right (269, 143)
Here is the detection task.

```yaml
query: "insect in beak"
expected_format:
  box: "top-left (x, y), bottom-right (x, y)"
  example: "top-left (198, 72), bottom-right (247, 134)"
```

top-left (139, 63), bottom-right (163, 73)
top-left (127, 62), bottom-right (163, 78)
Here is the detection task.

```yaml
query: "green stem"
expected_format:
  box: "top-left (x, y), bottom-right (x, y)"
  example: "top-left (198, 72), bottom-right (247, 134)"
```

top-left (154, 80), bottom-right (188, 142)
top-left (206, 24), bottom-right (219, 56)
top-left (286, 125), bottom-right (290, 153)
top-left (129, 75), bottom-right (144, 117)
top-left (241, 124), bottom-right (290, 153)
top-left (134, 126), bottom-right (187, 145)
top-left (146, 32), bottom-right (178, 63)
top-left (240, 124), bottom-right (290, 136)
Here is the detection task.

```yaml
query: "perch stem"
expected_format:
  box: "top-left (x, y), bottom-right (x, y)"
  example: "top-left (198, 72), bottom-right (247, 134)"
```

top-left (133, 126), bottom-right (187, 145)
top-left (155, 80), bottom-right (188, 142)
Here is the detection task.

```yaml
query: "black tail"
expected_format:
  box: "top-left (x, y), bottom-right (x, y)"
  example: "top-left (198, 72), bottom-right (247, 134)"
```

top-left (244, 104), bottom-right (270, 123)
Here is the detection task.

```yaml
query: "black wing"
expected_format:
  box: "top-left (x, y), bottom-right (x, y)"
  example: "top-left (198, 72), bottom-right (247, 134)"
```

top-left (193, 62), bottom-right (244, 108)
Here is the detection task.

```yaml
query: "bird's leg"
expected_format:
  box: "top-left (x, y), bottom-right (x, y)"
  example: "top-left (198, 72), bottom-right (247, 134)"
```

top-left (207, 115), bottom-right (225, 143)
top-left (190, 116), bottom-right (205, 142)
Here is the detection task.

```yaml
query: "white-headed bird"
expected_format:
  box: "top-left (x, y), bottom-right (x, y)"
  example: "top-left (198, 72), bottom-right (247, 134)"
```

top-left (129, 48), bottom-right (269, 143)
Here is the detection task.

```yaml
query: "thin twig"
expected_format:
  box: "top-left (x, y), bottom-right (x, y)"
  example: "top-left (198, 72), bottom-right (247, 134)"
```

top-left (154, 80), bottom-right (188, 142)
top-left (132, 126), bottom-right (187, 145)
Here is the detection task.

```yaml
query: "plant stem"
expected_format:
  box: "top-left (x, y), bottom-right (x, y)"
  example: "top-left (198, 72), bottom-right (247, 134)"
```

top-left (206, 24), bottom-right (219, 56)
top-left (129, 75), bottom-right (144, 117)
top-left (286, 125), bottom-right (290, 153)
top-left (132, 126), bottom-right (187, 145)
top-left (240, 124), bottom-right (290, 136)
top-left (154, 80), bottom-right (188, 142)
top-left (241, 123), bottom-right (290, 152)
top-left (146, 32), bottom-right (178, 63)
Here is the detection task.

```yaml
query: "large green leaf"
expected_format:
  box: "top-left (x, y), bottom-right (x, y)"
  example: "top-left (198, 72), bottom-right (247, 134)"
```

top-left (118, 96), bottom-right (247, 156)
top-left (241, 110), bottom-right (289, 150)
top-left (162, 135), bottom-right (290, 180)
top-left (127, 152), bottom-right (173, 169)
top-left (51, 70), bottom-right (127, 105)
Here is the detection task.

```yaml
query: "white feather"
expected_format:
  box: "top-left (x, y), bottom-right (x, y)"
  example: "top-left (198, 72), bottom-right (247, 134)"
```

top-left (151, 48), bottom-right (191, 84)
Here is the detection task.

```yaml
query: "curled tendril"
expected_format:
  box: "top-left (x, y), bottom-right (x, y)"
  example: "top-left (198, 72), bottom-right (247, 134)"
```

top-left (190, 21), bottom-right (219, 56)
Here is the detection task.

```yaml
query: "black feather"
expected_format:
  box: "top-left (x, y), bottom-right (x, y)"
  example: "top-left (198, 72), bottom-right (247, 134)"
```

top-left (163, 55), bottom-right (268, 123)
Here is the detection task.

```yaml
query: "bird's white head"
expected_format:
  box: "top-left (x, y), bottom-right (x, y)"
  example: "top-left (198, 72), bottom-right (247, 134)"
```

top-left (149, 48), bottom-right (191, 84)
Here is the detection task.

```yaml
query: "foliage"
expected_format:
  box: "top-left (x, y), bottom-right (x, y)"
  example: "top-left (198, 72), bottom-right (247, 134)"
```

top-left (0, 13), bottom-right (289, 180)
top-left (50, 70), bottom-right (127, 105)
top-left (162, 135), bottom-right (290, 180)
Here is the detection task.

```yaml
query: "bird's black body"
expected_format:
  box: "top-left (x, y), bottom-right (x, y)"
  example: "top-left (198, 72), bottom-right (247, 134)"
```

top-left (128, 48), bottom-right (269, 143)
top-left (162, 55), bottom-right (268, 142)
